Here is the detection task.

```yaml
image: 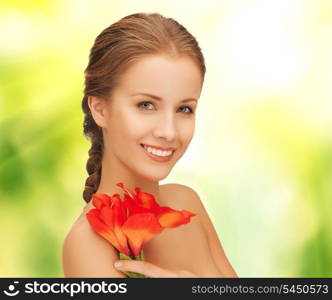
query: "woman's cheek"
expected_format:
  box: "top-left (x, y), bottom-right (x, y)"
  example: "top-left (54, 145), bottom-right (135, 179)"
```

top-left (131, 115), bottom-right (151, 133)
top-left (180, 119), bottom-right (195, 143)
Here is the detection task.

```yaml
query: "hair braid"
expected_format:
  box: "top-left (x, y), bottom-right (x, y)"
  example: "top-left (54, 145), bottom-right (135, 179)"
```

top-left (82, 95), bottom-right (104, 203)
top-left (83, 142), bottom-right (103, 203)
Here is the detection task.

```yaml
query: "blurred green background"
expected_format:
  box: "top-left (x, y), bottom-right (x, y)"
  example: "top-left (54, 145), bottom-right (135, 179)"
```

top-left (0, 0), bottom-right (331, 277)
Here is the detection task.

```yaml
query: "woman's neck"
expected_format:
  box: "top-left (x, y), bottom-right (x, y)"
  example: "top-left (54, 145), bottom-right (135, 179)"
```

top-left (94, 155), bottom-right (161, 205)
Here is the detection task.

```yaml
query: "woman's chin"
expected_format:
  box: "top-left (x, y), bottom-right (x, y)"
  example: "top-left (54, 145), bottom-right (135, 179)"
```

top-left (143, 173), bottom-right (168, 182)
top-left (132, 157), bottom-right (177, 181)
top-left (139, 168), bottom-right (172, 182)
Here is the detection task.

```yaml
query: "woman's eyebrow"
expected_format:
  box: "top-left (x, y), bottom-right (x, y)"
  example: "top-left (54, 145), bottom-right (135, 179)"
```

top-left (131, 92), bottom-right (197, 103)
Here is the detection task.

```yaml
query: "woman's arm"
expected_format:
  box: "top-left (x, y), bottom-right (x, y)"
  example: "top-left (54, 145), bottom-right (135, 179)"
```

top-left (62, 220), bottom-right (126, 278)
top-left (183, 185), bottom-right (238, 278)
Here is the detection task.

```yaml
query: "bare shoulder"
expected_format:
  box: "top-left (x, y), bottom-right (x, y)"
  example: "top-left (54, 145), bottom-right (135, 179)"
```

top-left (62, 215), bottom-right (126, 278)
top-left (161, 183), bottom-right (220, 231)
top-left (160, 183), bottom-right (208, 228)
top-left (161, 183), bottom-right (238, 277)
top-left (160, 183), bottom-right (204, 212)
top-left (160, 183), bottom-right (196, 204)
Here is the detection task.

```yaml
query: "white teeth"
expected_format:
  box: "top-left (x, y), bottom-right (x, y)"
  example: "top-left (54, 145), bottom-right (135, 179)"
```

top-left (143, 145), bottom-right (173, 157)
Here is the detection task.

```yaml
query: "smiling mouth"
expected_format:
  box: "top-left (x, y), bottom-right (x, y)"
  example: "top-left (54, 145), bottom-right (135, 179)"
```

top-left (140, 144), bottom-right (175, 162)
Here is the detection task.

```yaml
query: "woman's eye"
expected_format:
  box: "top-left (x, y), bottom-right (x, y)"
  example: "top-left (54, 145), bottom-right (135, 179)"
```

top-left (137, 101), bottom-right (155, 110)
top-left (137, 102), bottom-right (194, 114)
top-left (178, 106), bottom-right (193, 114)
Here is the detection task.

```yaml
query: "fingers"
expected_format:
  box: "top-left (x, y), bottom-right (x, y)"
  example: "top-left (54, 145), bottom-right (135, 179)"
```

top-left (114, 260), bottom-right (176, 278)
top-left (176, 270), bottom-right (199, 278)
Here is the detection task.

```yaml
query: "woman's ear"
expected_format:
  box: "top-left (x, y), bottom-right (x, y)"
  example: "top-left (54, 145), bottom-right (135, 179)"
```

top-left (87, 96), bottom-right (108, 128)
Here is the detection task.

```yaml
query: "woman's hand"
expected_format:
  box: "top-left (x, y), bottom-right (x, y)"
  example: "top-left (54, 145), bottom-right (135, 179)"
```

top-left (114, 260), bottom-right (199, 278)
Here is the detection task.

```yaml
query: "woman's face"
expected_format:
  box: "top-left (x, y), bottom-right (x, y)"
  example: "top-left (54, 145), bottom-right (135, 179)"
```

top-left (98, 54), bottom-right (202, 182)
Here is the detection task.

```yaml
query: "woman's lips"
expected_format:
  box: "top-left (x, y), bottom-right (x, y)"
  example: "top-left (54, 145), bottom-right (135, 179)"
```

top-left (140, 144), bottom-right (174, 163)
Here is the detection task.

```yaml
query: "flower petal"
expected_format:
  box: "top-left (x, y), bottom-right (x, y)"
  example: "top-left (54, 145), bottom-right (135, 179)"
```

top-left (157, 207), bottom-right (196, 228)
top-left (134, 188), bottom-right (160, 210)
top-left (99, 202), bottom-right (131, 256)
top-left (123, 194), bottom-right (150, 216)
top-left (91, 193), bottom-right (112, 209)
top-left (86, 209), bottom-right (131, 255)
top-left (117, 183), bottom-right (160, 210)
top-left (121, 213), bottom-right (164, 256)
top-left (110, 194), bottom-right (122, 206)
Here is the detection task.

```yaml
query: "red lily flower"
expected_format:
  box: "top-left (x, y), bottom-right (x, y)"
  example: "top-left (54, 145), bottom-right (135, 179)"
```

top-left (86, 183), bottom-right (196, 258)
top-left (117, 182), bottom-right (196, 228)
top-left (86, 193), bottom-right (131, 257)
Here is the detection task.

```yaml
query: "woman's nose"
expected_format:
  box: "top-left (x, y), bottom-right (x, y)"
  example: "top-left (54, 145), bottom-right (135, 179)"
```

top-left (153, 112), bottom-right (177, 142)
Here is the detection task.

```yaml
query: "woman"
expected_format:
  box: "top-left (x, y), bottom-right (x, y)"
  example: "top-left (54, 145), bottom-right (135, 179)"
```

top-left (62, 12), bottom-right (237, 278)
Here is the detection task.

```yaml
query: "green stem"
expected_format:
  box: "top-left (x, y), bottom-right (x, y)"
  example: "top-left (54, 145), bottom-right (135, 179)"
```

top-left (119, 250), bottom-right (148, 278)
